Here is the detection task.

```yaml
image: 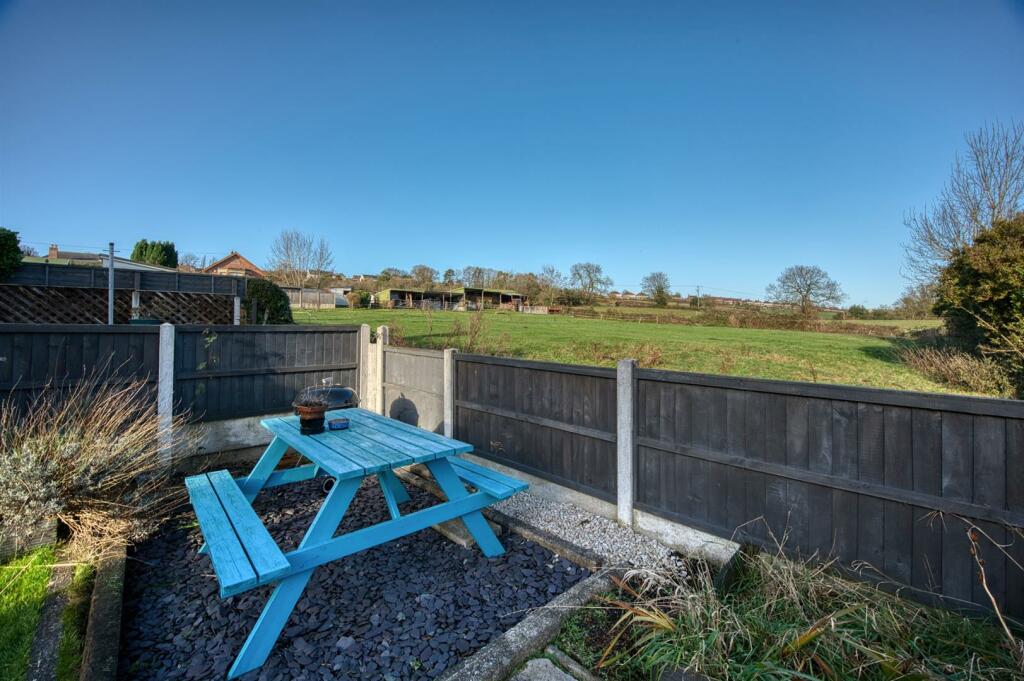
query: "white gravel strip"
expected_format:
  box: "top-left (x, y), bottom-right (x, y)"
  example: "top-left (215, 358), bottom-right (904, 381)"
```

top-left (493, 491), bottom-right (686, 572)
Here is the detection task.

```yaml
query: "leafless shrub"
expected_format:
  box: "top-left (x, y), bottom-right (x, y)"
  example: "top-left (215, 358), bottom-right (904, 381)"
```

top-left (0, 375), bottom-right (195, 561)
top-left (897, 345), bottom-right (1014, 396)
top-left (443, 308), bottom-right (511, 355)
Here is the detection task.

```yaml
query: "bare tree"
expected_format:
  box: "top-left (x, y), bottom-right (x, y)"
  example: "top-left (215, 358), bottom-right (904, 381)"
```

top-left (569, 262), bottom-right (612, 304)
top-left (411, 265), bottom-right (438, 289)
top-left (310, 237), bottom-right (334, 289)
top-left (267, 229), bottom-right (333, 291)
top-left (538, 265), bottom-right (566, 306)
top-left (766, 265), bottom-right (844, 316)
top-left (894, 282), bottom-right (937, 319)
top-left (178, 252), bottom-right (201, 271)
top-left (461, 266), bottom-right (497, 288)
top-left (641, 271), bottom-right (671, 307)
top-left (267, 229), bottom-right (311, 288)
top-left (903, 120), bottom-right (1024, 283)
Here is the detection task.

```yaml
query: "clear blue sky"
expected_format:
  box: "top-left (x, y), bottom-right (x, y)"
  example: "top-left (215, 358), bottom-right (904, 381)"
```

top-left (2, 1), bottom-right (1022, 305)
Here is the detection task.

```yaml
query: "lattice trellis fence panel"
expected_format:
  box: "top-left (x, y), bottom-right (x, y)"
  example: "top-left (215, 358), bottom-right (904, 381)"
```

top-left (138, 291), bottom-right (232, 324)
top-left (0, 285), bottom-right (232, 324)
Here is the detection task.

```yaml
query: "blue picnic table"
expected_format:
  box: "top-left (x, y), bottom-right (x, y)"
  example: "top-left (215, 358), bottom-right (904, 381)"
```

top-left (184, 407), bottom-right (527, 679)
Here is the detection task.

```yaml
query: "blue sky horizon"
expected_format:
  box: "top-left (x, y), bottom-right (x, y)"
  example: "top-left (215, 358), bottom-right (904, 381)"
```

top-left (2, 1), bottom-right (1022, 306)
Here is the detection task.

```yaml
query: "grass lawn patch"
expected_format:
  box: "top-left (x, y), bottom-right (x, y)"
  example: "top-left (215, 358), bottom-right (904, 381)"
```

top-left (557, 552), bottom-right (1023, 680)
top-left (0, 546), bottom-right (55, 680)
top-left (297, 308), bottom-right (959, 393)
top-left (55, 562), bottom-right (96, 681)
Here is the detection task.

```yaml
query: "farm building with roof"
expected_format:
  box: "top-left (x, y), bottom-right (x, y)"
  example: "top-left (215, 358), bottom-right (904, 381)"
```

top-left (377, 286), bottom-right (524, 310)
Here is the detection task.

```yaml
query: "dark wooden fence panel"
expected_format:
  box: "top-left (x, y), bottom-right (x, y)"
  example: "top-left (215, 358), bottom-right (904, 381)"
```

top-left (173, 325), bottom-right (360, 421)
top-left (3, 262), bottom-right (245, 297)
top-left (453, 354), bottom-right (617, 501)
top-left (0, 324), bottom-right (159, 412)
top-left (634, 367), bottom-right (1024, 618)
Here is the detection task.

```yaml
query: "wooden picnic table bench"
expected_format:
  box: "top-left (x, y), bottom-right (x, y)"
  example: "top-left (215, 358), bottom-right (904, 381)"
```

top-left (184, 407), bottom-right (526, 679)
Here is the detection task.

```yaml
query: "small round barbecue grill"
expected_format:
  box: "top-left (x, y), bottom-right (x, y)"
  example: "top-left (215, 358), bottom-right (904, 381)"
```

top-left (292, 386), bottom-right (359, 434)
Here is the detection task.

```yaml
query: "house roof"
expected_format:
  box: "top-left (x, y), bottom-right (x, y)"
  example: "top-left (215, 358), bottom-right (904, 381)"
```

top-left (377, 286), bottom-right (524, 299)
top-left (203, 251), bottom-right (266, 276)
top-left (23, 254), bottom-right (176, 272)
top-left (379, 287), bottom-right (426, 296)
top-left (449, 287), bottom-right (522, 297)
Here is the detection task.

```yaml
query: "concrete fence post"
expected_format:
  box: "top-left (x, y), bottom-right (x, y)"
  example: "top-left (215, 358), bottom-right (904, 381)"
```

top-left (358, 324), bottom-right (371, 401)
top-left (376, 325), bottom-right (389, 415)
top-left (232, 296), bottom-right (241, 325)
top-left (443, 348), bottom-right (457, 438)
top-left (157, 323), bottom-right (176, 461)
top-left (616, 358), bottom-right (636, 526)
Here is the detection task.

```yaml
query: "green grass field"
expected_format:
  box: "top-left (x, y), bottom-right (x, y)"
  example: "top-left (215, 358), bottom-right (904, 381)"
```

top-left (0, 547), bottom-right (54, 680)
top-left (583, 306), bottom-right (942, 332)
top-left (294, 308), bottom-right (954, 393)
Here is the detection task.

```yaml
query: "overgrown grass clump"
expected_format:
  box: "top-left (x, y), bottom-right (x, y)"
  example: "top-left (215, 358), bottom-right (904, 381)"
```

top-left (896, 345), bottom-right (1015, 397)
top-left (0, 546), bottom-right (55, 680)
top-left (564, 551), bottom-right (1023, 680)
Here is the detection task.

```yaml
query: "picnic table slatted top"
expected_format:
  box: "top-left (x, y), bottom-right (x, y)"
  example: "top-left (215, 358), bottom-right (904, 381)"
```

top-left (260, 408), bottom-right (473, 480)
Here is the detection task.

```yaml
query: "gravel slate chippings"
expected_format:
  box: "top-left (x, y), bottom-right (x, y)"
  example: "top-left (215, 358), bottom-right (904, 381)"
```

top-left (494, 491), bottom-right (687, 572)
top-left (119, 477), bottom-right (588, 680)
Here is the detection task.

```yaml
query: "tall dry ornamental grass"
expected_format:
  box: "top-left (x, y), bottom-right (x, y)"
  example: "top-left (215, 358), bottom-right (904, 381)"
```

top-left (0, 375), bottom-right (193, 561)
top-left (600, 546), bottom-right (1024, 679)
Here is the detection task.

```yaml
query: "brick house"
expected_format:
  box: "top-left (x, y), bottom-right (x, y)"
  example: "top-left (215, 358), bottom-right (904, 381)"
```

top-left (203, 251), bottom-right (266, 278)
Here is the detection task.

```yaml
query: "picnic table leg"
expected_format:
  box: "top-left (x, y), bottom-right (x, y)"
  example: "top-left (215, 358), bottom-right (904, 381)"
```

top-left (228, 476), bottom-right (361, 680)
top-left (200, 437), bottom-right (290, 556)
top-left (425, 458), bottom-right (505, 558)
top-left (376, 470), bottom-right (411, 519)
top-left (237, 437), bottom-right (290, 500)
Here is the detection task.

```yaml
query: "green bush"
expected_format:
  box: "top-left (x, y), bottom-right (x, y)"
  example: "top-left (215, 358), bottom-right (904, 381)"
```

top-left (244, 279), bottom-right (293, 324)
top-left (0, 228), bottom-right (23, 279)
top-left (346, 290), bottom-right (370, 308)
top-left (847, 304), bottom-right (869, 319)
top-left (129, 239), bottom-right (178, 268)
top-left (935, 214), bottom-right (1024, 383)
